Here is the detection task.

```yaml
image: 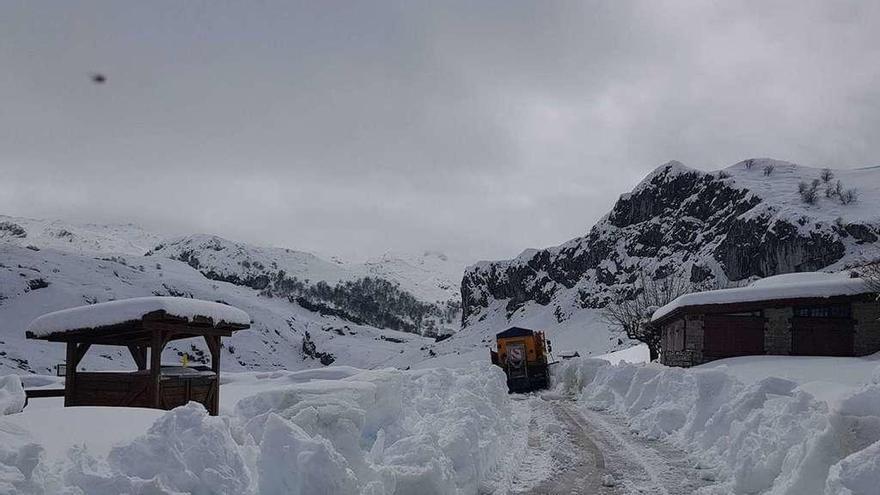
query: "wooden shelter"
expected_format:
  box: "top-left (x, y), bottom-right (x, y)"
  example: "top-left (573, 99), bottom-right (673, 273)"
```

top-left (25, 297), bottom-right (250, 415)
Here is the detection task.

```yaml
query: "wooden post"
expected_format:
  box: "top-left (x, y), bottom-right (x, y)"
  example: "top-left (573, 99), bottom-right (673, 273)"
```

top-left (151, 330), bottom-right (164, 409)
top-left (128, 345), bottom-right (147, 370)
top-left (64, 342), bottom-right (76, 407)
top-left (63, 343), bottom-right (90, 407)
top-left (204, 335), bottom-right (221, 415)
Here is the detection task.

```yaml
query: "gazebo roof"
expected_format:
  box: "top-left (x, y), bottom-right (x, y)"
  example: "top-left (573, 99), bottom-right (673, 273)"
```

top-left (25, 297), bottom-right (250, 344)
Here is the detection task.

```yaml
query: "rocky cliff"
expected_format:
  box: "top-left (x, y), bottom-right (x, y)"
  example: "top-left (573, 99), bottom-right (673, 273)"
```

top-left (461, 159), bottom-right (880, 331)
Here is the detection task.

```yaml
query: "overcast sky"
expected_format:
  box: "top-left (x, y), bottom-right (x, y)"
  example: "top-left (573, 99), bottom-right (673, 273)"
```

top-left (2, 1), bottom-right (879, 262)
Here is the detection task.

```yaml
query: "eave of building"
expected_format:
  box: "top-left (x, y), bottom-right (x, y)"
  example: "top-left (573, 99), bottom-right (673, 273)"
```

top-left (651, 292), bottom-right (876, 327)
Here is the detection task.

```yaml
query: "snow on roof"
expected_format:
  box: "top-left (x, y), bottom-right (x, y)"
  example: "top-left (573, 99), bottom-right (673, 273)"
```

top-left (652, 272), bottom-right (872, 322)
top-left (26, 297), bottom-right (251, 338)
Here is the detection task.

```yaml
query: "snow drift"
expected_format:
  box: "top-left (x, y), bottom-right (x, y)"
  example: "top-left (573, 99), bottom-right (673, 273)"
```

top-left (553, 357), bottom-right (880, 494)
top-left (0, 375), bottom-right (25, 416)
top-left (0, 363), bottom-right (514, 494)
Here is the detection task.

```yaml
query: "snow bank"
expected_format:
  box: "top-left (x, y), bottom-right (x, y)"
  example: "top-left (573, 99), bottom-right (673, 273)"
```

top-left (553, 358), bottom-right (880, 494)
top-left (2, 363), bottom-right (513, 494)
top-left (0, 376), bottom-right (38, 494)
top-left (0, 375), bottom-right (25, 416)
top-left (653, 271), bottom-right (869, 322)
top-left (26, 296), bottom-right (251, 337)
top-left (595, 344), bottom-right (650, 365)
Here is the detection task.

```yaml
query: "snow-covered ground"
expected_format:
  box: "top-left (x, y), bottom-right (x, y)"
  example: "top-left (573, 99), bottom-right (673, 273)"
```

top-left (3, 345), bottom-right (880, 494)
top-left (700, 353), bottom-right (880, 404)
top-left (0, 362), bottom-right (516, 494)
top-left (554, 352), bottom-right (880, 494)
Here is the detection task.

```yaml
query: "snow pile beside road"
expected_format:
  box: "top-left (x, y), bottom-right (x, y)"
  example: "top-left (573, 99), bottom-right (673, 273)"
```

top-left (2, 363), bottom-right (513, 494)
top-left (0, 375), bottom-right (25, 415)
top-left (595, 344), bottom-right (650, 365)
top-left (554, 358), bottom-right (880, 494)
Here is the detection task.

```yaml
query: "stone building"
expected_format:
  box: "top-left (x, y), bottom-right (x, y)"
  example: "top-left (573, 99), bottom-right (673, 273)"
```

top-left (652, 272), bottom-right (880, 367)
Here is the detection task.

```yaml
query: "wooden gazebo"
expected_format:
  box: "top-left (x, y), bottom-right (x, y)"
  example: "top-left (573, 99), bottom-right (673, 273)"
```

top-left (25, 297), bottom-right (250, 415)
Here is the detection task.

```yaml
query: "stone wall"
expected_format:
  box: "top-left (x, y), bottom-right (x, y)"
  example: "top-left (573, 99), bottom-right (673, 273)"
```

top-left (853, 300), bottom-right (880, 356)
top-left (764, 307), bottom-right (792, 355)
top-left (684, 315), bottom-right (704, 357)
top-left (660, 315), bottom-right (704, 367)
top-left (662, 299), bottom-right (879, 367)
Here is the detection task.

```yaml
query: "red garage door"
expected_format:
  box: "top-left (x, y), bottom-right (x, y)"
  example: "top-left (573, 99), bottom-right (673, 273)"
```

top-left (703, 315), bottom-right (765, 359)
top-left (791, 317), bottom-right (854, 356)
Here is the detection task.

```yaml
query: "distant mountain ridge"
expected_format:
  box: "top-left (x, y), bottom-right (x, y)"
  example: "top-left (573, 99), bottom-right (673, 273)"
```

top-left (0, 215), bottom-right (464, 373)
top-left (148, 235), bottom-right (462, 336)
top-left (0, 215), bottom-right (163, 255)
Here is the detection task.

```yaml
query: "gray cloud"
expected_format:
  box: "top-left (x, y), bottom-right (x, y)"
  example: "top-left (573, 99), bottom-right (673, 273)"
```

top-left (2, 1), bottom-right (879, 262)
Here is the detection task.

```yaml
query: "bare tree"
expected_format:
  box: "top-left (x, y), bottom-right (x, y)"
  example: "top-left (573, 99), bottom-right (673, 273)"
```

top-left (826, 180), bottom-right (842, 198)
top-left (820, 168), bottom-right (834, 183)
top-left (763, 164), bottom-right (775, 176)
top-left (799, 179), bottom-right (820, 204)
top-left (602, 270), bottom-right (691, 361)
top-left (861, 262), bottom-right (880, 294)
top-left (840, 188), bottom-right (858, 205)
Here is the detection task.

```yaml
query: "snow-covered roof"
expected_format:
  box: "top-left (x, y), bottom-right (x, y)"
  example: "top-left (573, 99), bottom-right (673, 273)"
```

top-left (26, 297), bottom-right (251, 338)
top-left (652, 272), bottom-right (873, 322)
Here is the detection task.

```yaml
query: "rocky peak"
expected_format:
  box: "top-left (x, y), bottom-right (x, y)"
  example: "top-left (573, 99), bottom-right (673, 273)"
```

top-left (461, 159), bottom-right (880, 328)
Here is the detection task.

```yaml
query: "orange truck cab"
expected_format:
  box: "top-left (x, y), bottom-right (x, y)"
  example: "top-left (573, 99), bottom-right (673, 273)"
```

top-left (490, 327), bottom-right (550, 393)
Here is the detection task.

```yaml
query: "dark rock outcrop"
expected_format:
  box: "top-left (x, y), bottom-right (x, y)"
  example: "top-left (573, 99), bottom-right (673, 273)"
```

top-left (462, 160), bottom-right (870, 327)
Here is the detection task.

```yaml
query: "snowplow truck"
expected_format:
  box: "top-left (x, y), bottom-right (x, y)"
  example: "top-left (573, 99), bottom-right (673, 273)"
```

top-left (490, 327), bottom-right (550, 393)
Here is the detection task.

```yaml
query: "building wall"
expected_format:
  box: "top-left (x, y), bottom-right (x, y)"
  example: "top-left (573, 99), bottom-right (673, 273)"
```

top-left (660, 296), bottom-right (880, 367)
top-left (853, 300), bottom-right (880, 356)
top-left (660, 315), bottom-right (704, 367)
top-left (763, 307), bottom-right (792, 355)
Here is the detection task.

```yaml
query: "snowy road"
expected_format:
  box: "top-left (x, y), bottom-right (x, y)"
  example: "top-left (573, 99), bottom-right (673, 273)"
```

top-left (491, 395), bottom-right (714, 495)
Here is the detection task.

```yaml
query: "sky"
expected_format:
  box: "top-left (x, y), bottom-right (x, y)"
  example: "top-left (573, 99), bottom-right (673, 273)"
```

top-left (2, 1), bottom-right (879, 263)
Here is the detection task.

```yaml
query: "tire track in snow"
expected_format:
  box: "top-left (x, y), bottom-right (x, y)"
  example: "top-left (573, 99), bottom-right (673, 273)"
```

top-left (527, 398), bottom-right (616, 495)
top-left (560, 401), bottom-right (713, 495)
top-left (485, 396), bottom-right (713, 494)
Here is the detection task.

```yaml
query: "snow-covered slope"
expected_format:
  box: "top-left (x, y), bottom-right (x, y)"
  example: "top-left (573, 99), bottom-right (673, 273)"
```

top-left (0, 214), bottom-right (465, 310)
top-left (454, 159), bottom-right (880, 363)
top-left (361, 250), bottom-right (466, 304)
top-left (148, 235), bottom-right (462, 336)
top-left (0, 215), bottom-right (163, 255)
top-left (147, 236), bottom-right (463, 306)
top-left (0, 215), bottom-right (466, 374)
top-left (0, 243), bottom-right (434, 374)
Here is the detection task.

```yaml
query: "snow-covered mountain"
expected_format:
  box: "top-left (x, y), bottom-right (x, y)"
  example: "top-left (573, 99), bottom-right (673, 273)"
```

top-left (0, 215), bottom-right (163, 255)
top-left (450, 159), bottom-right (880, 361)
top-left (0, 216), bottom-right (464, 374)
top-left (147, 235), bottom-right (462, 336)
